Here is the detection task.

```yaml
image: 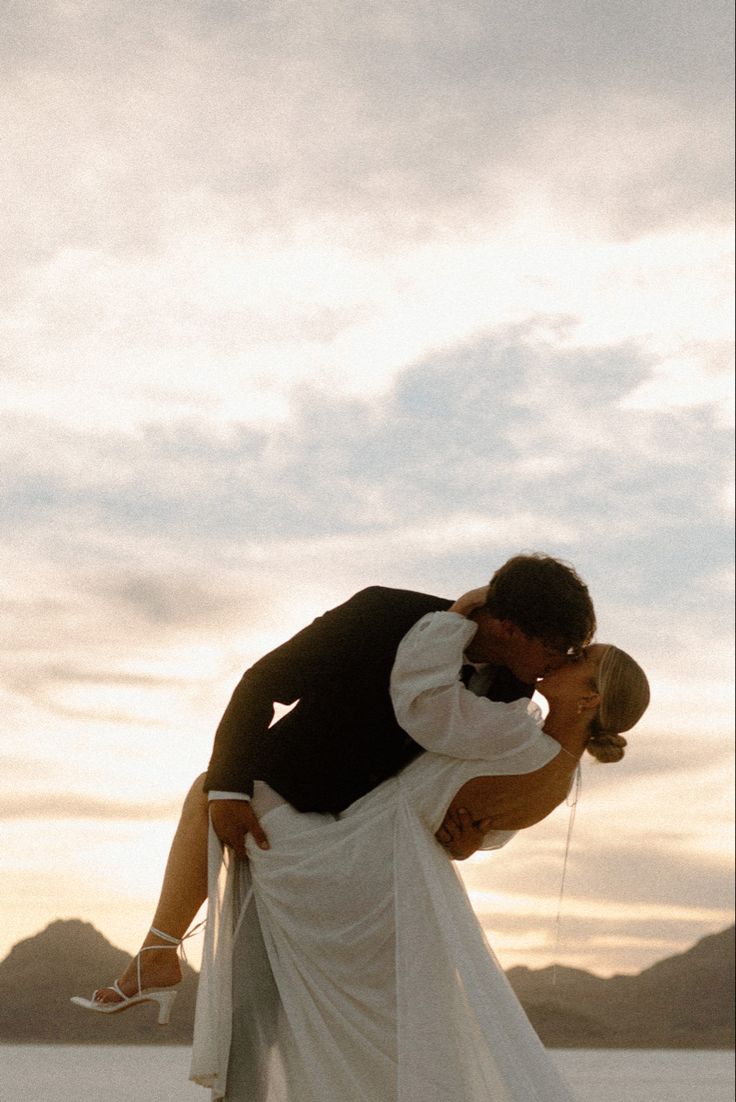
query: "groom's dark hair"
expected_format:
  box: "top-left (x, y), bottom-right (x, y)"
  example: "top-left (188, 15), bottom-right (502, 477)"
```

top-left (484, 553), bottom-right (595, 652)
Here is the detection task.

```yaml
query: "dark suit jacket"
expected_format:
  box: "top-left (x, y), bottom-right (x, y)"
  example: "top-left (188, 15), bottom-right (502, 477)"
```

top-left (204, 586), bottom-right (533, 814)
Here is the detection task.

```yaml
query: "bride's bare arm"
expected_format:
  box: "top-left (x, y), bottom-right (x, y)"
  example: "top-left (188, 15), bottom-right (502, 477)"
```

top-left (436, 758), bottom-right (574, 859)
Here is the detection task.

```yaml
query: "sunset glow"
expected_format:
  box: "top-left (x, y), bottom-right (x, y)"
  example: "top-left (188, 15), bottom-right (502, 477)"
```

top-left (1, 0), bottom-right (733, 980)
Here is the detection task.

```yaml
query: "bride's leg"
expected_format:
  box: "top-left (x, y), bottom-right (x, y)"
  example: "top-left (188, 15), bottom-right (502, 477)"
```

top-left (150, 771), bottom-right (209, 935)
top-left (94, 772), bottom-right (209, 1002)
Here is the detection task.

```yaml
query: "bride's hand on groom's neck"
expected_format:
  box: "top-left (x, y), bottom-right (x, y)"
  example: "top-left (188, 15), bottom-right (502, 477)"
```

top-left (448, 586), bottom-right (490, 618)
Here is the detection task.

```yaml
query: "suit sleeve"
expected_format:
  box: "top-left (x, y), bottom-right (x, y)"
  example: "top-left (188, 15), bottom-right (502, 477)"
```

top-left (204, 588), bottom-right (384, 793)
top-left (390, 612), bottom-right (545, 761)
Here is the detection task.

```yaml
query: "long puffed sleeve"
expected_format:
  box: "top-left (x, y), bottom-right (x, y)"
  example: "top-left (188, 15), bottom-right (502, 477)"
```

top-left (390, 611), bottom-right (545, 761)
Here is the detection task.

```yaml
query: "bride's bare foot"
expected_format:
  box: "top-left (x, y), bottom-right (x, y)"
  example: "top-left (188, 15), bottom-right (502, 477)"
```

top-left (93, 936), bottom-right (183, 1005)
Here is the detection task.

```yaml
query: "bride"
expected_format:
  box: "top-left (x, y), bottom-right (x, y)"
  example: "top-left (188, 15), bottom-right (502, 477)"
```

top-left (189, 605), bottom-right (649, 1101)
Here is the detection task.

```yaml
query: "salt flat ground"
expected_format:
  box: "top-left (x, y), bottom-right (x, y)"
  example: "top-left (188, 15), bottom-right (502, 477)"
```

top-left (0, 1045), bottom-right (733, 1102)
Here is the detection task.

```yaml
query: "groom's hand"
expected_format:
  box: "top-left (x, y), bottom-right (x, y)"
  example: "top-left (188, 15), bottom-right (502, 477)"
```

top-left (436, 807), bottom-right (491, 861)
top-left (209, 800), bottom-right (270, 859)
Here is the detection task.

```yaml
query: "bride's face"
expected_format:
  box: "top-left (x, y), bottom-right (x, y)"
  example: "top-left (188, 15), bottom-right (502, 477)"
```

top-left (536, 644), bottom-right (608, 707)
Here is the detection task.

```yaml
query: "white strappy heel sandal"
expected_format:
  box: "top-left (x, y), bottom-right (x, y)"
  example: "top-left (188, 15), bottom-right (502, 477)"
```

top-left (70, 923), bottom-right (203, 1025)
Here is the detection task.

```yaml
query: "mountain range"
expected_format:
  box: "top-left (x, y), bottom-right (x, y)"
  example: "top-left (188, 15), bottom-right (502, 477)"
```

top-left (0, 919), bottom-right (732, 1047)
top-left (506, 924), bottom-right (734, 1048)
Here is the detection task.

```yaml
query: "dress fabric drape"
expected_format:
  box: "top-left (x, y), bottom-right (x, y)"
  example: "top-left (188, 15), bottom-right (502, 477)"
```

top-left (190, 742), bottom-right (575, 1102)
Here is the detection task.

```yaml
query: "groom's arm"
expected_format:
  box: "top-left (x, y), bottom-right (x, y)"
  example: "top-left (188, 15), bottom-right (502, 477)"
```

top-left (206, 588), bottom-right (387, 855)
top-left (204, 587), bottom-right (388, 794)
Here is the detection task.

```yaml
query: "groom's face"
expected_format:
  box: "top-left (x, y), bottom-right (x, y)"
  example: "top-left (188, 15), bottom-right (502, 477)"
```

top-left (467, 614), bottom-right (570, 682)
top-left (503, 632), bottom-right (570, 682)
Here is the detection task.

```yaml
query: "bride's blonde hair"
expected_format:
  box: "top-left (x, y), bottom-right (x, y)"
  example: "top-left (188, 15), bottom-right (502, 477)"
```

top-left (586, 646), bottom-right (650, 762)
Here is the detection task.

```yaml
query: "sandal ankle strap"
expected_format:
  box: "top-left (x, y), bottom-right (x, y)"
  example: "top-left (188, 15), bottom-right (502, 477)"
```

top-left (147, 920), bottom-right (206, 948)
top-left (148, 926), bottom-right (183, 945)
top-left (135, 921), bottom-right (207, 993)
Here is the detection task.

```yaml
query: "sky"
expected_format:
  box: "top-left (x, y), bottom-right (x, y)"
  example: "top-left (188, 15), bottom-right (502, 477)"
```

top-left (1, 0), bottom-right (734, 979)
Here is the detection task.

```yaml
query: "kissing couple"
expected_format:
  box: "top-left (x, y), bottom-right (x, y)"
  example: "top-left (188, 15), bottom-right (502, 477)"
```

top-left (73, 553), bottom-right (649, 1102)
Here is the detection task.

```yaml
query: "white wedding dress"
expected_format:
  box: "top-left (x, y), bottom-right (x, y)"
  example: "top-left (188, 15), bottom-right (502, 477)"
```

top-left (190, 614), bottom-right (577, 1101)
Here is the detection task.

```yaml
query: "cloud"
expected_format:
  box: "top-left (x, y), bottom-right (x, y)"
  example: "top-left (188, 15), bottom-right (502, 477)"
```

top-left (1, 329), bottom-right (732, 636)
top-left (3, 220), bottom-right (730, 439)
top-left (621, 345), bottom-right (735, 424)
top-left (478, 911), bottom-right (732, 975)
top-left (461, 816), bottom-right (734, 906)
top-left (4, 658), bottom-right (202, 725)
top-left (0, 792), bottom-right (181, 821)
top-left (0, 753), bottom-right (56, 784)
top-left (558, 844), bottom-right (733, 912)
top-left (2, 0), bottom-right (732, 279)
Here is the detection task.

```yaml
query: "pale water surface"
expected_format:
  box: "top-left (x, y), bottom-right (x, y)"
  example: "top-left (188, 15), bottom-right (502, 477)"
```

top-left (0, 1046), bottom-right (733, 1102)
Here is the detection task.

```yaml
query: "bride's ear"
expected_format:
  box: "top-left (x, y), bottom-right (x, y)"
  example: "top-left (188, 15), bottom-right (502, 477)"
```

top-left (576, 693), bottom-right (601, 715)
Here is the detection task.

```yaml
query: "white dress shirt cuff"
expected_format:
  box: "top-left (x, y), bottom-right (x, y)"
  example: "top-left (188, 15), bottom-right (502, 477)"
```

top-left (207, 791), bottom-right (251, 802)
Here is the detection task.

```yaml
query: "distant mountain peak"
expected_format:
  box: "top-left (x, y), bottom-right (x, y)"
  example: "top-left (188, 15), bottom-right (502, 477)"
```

top-left (3, 918), bottom-right (120, 966)
top-left (0, 918), bottom-right (199, 1046)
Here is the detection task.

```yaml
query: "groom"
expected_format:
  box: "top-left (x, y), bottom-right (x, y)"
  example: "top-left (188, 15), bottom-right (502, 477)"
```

top-left (205, 553), bottom-right (596, 856)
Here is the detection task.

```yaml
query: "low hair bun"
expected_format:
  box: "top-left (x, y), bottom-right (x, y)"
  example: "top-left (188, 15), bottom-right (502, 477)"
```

top-left (591, 645), bottom-right (650, 760)
top-left (586, 730), bottom-right (627, 763)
